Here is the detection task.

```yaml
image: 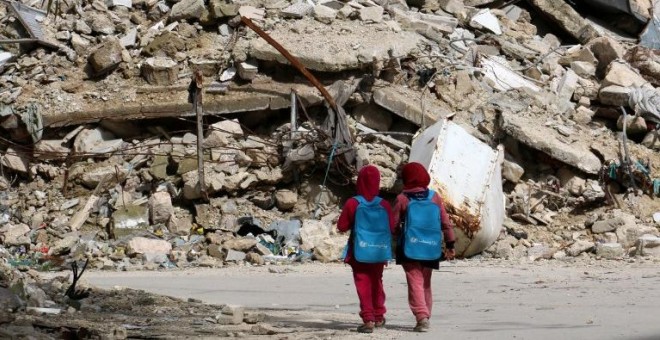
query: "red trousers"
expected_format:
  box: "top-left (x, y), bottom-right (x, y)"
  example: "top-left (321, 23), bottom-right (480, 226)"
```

top-left (350, 261), bottom-right (386, 323)
top-left (403, 262), bottom-right (433, 321)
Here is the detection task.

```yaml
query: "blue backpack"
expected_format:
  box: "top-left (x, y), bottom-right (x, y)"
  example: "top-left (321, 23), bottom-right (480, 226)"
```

top-left (351, 196), bottom-right (392, 263)
top-left (402, 190), bottom-right (443, 261)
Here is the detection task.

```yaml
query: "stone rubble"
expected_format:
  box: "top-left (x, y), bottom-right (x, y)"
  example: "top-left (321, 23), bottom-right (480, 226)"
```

top-left (0, 0), bottom-right (658, 289)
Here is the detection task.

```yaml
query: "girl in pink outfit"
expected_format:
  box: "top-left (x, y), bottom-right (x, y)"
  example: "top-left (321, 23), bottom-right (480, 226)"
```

top-left (392, 162), bottom-right (456, 332)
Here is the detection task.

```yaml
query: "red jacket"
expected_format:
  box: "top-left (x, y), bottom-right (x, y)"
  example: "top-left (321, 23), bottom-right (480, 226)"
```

top-left (337, 166), bottom-right (395, 264)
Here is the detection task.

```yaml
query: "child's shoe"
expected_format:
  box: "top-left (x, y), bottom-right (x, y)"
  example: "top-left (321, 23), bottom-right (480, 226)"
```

top-left (357, 321), bottom-right (375, 333)
top-left (413, 318), bottom-right (430, 332)
top-left (375, 318), bottom-right (386, 328)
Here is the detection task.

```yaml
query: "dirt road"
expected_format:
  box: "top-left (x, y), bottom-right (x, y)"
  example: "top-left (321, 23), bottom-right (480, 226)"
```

top-left (86, 260), bottom-right (660, 340)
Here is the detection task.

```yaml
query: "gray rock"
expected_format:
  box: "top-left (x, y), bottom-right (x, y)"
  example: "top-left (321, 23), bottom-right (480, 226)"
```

top-left (0, 288), bottom-right (23, 312)
top-left (586, 36), bottom-right (625, 75)
top-left (225, 249), bottom-right (247, 262)
top-left (245, 252), bottom-right (264, 265)
top-left (81, 165), bottom-right (127, 188)
top-left (74, 127), bottom-right (123, 155)
top-left (616, 222), bottom-right (657, 249)
top-left (616, 115), bottom-right (647, 135)
top-left (49, 234), bottom-right (80, 256)
top-left (142, 57), bottom-right (178, 86)
top-left (281, 2), bottom-right (313, 18)
top-left (642, 131), bottom-right (660, 150)
top-left (359, 6), bottom-right (383, 22)
top-left (209, 0), bottom-right (239, 18)
top-left (599, 85), bottom-right (631, 106)
top-left (0, 148), bottom-right (29, 173)
top-left (127, 237), bottom-right (172, 256)
top-left (275, 190), bottom-right (297, 211)
top-left (216, 304), bottom-right (244, 325)
top-left (592, 216), bottom-right (631, 234)
top-left (74, 20), bottom-right (92, 35)
top-left (170, 0), bottom-right (205, 21)
top-left (106, 0), bottom-right (132, 8)
top-left (571, 61), bottom-right (596, 77)
top-left (493, 242), bottom-right (513, 259)
top-left (313, 4), bottom-right (336, 24)
top-left (149, 191), bottom-right (173, 224)
top-left (0, 223), bottom-right (30, 246)
top-left (237, 60), bottom-right (258, 81)
top-left (634, 235), bottom-right (660, 257)
top-left (87, 13), bottom-right (115, 35)
top-left (88, 38), bottom-right (123, 75)
top-left (596, 243), bottom-right (624, 259)
top-left (566, 240), bottom-right (595, 256)
top-left (526, 244), bottom-right (555, 260)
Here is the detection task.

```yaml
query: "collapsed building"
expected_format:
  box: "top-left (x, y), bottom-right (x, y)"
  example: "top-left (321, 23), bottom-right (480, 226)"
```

top-left (0, 0), bottom-right (659, 275)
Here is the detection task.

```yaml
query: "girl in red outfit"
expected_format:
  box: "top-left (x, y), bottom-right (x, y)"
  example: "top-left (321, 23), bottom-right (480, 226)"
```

top-left (393, 162), bottom-right (456, 332)
top-left (337, 165), bottom-right (395, 333)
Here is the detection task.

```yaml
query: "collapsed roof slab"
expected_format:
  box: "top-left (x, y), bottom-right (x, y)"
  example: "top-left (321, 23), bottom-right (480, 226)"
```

top-left (247, 18), bottom-right (424, 72)
top-left (373, 86), bottom-right (452, 127)
top-left (41, 81), bottom-right (323, 128)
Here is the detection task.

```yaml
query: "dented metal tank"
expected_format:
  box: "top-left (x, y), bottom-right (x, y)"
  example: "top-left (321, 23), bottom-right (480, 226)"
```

top-left (409, 119), bottom-right (505, 258)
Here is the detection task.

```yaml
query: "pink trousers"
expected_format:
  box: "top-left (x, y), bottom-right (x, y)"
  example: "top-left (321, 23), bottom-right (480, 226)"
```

top-left (350, 261), bottom-right (386, 323)
top-left (403, 262), bottom-right (433, 321)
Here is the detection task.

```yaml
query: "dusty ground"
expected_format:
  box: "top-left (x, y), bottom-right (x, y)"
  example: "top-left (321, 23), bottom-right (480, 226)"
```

top-left (78, 258), bottom-right (660, 340)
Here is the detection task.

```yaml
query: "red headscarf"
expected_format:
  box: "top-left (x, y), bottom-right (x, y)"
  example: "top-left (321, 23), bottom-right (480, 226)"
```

top-left (356, 165), bottom-right (380, 201)
top-left (402, 162), bottom-right (430, 190)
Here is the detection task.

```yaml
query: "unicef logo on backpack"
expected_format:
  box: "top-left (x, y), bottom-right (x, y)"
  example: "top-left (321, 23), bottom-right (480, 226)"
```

top-left (409, 237), bottom-right (438, 246)
top-left (359, 241), bottom-right (388, 249)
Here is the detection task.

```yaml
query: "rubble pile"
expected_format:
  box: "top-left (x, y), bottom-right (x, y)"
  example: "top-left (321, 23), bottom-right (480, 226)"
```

top-left (1, 0), bottom-right (660, 277)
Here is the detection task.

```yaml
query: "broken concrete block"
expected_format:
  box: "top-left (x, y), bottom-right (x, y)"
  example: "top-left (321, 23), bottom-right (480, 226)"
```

top-left (592, 216), bottom-right (629, 234)
top-left (439, 0), bottom-right (465, 15)
top-left (502, 159), bottom-right (524, 183)
top-left (373, 86), bottom-right (448, 126)
top-left (352, 103), bottom-right (393, 132)
top-left (469, 9), bottom-right (502, 35)
top-left (275, 189), bottom-right (297, 211)
top-left (596, 243), bottom-right (624, 259)
top-left (555, 69), bottom-right (579, 103)
top-left (616, 219), bottom-right (656, 248)
top-left (586, 36), bottom-right (625, 75)
top-left (598, 85), bottom-right (631, 106)
top-left (527, 0), bottom-right (599, 43)
top-left (224, 249), bottom-right (247, 262)
top-left (571, 61), bottom-right (596, 78)
top-left (359, 6), bottom-right (383, 23)
top-left (626, 46), bottom-right (660, 87)
top-left (237, 60), bottom-right (258, 81)
top-left (88, 38), bottom-right (123, 75)
top-left (216, 304), bottom-right (244, 324)
top-left (105, 0), bottom-right (131, 8)
top-left (616, 115), bottom-right (647, 134)
top-left (170, 0), bottom-right (205, 21)
top-left (223, 238), bottom-right (258, 252)
top-left (209, 0), bottom-right (239, 18)
top-left (601, 60), bottom-right (649, 88)
top-left (81, 165), bottom-right (127, 188)
top-left (559, 45), bottom-right (597, 66)
top-left (73, 127), bottom-right (124, 154)
top-left (480, 56), bottom-right (542, 93)
top-left (141, 57), bottom-right (179, 86)
top-left (313, 4), bottom-right (336, 24)
top-left (642, 130), bottom-right (660, 150)
top-left (313, 235), bottom-right (348, 262)
top-left (249, 20), bottom-right (422, 72)
top-left (573, 106), bottom-right (594, 125)
top-left (127, 237), bottom-right (172, 256)
top-left (389, 8), bottom-right (457, 41)
top-left (500, 113), bottom-right (601, 174)
top-left (300, 219), bottom-right (332, 251)
top-left (566, 240), bottom-right (595, 256)
top-left (204, 119), bottom-right (243, 148)
top-left (149, 192), bottom-right (174, 224)
top-left (239, 6), bottom-right (265, 21)
top-left (1, 148), bottom-right (29, 173)
top-left (120, 28), bottom-right (137, 48)
top-left (281, 2), bottom-right (313, 19)
top-left (112, 205), bottom-right (150, 238)
top-left (0, 223), bottom-right (30, 246)
top-left (635, 235), bottom-right (660, 257)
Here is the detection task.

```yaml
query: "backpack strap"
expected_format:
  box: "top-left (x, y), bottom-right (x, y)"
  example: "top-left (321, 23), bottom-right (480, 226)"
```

top-left (427, 190), bottom-right (435, 200)
top-left (354, 195), bottom-right (381, 205)
top-left (353, 195), bottom-right (366, 205)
